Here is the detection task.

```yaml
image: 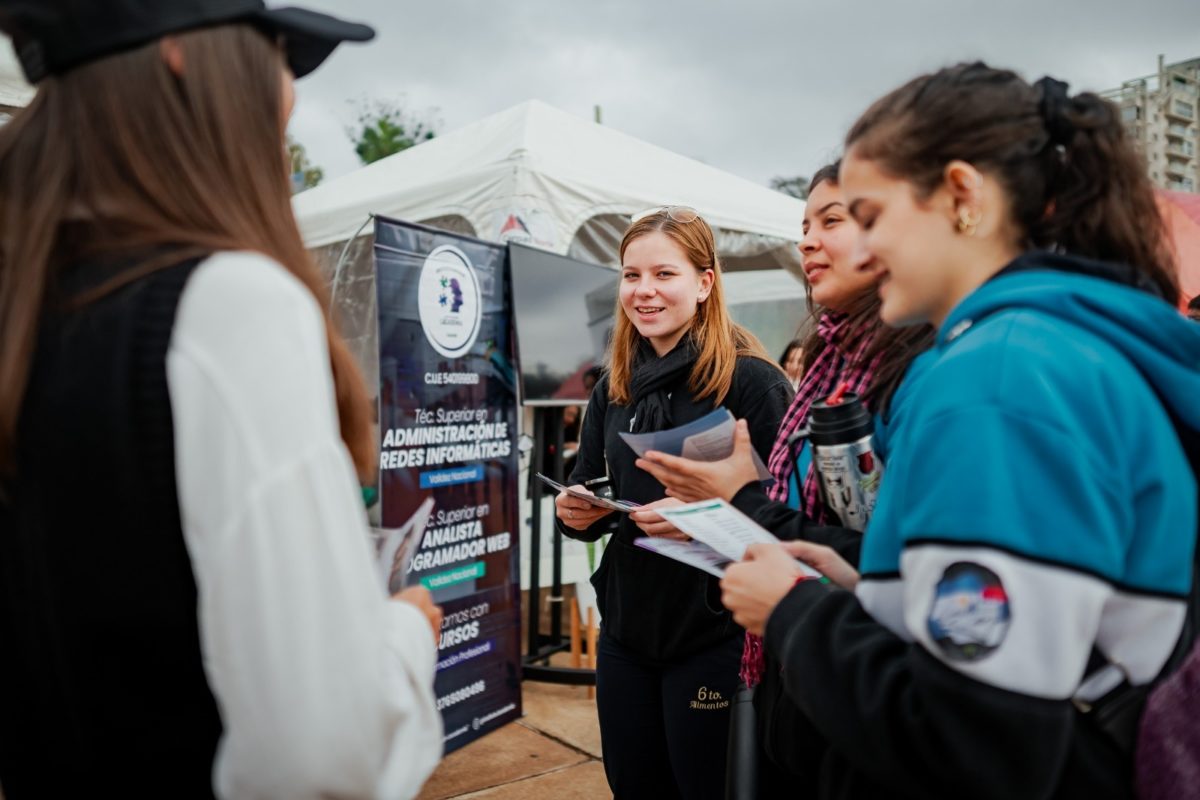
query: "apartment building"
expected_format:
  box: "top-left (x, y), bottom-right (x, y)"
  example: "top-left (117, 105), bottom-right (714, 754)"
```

top-left (1102, 55), bottom-right (1200, 193)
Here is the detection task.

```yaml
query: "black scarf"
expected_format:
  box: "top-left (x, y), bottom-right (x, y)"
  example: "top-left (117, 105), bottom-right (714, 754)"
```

top-left (628, 336), bottom-right (698, 433)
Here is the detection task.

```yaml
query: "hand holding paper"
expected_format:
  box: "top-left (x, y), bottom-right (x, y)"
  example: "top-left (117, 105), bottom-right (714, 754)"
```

top-left (779, 540), bottom-right (859, 590)
top-left (554, 486), bottom-right (614, 531)
top-left (636, 418), bottom-right (761, 503)
top-left (537, 473), bottom-right (640, 514)
top-left (635, 498), bottom-right (843, 634)
top-left (393, 586), bottom-right (443, 645)
top-left (630, 497), bottom-right (689, 541)
top-left (620, 409), bottom-right (770, 488)
top-left (654, 498), bottom-right (819, 571)
top-left (720, 543), bottom-right (815, 636)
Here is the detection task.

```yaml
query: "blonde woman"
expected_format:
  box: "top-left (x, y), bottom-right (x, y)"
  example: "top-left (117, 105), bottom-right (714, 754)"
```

top-left (555, 207), bottom-right (791, 799)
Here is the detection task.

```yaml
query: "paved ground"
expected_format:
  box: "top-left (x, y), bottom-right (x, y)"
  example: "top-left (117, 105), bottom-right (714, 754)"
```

top-left (0, 680), bottom-right (605, 800)
top-left (416, 680), bottom-right (609, 799)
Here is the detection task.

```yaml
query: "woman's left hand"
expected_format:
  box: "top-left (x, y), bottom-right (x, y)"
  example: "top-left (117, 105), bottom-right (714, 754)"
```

top-left (720, 543), bottom-right (811, 636)
top-left (635, 419), bottom-right (760, 503)
top-left (781, 540), bottom-right (859, 591)
top-left (629, 497), bottom-right (689, 540)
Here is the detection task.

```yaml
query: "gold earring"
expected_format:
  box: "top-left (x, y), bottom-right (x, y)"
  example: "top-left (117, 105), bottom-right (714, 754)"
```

top-left (956, 208), bottom-right (982, 236)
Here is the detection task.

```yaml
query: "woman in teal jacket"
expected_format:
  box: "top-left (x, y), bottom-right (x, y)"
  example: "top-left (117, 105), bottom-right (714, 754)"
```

top-left (704, 63), bottom-right (1200, 798)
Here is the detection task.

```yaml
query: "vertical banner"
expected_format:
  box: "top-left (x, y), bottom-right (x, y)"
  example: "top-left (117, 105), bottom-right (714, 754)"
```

top-left (373, 217), bottom-right (521, 754)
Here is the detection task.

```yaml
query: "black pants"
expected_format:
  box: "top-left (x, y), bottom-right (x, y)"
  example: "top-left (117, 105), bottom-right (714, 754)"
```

top-left (596, 632), bottom-right (742, 800)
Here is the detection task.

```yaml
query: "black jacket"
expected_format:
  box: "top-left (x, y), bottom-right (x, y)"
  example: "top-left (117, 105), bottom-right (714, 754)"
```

top-left (562, 354), bottom-right (792, 661)
top-left (0, 259), bottom-right (222, 798)
top-left (763, 581), bottom-right (1129, 800)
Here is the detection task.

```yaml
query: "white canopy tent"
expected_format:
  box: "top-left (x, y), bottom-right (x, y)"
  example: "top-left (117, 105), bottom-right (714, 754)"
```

top-left (723, 269), bottom-right (811, 360)
top-left (0, 40), bottom-right (33, 111)
top-left (294, 100), bottom-right (811, 394)
top-left (294, 99), bottom-right (806, 274)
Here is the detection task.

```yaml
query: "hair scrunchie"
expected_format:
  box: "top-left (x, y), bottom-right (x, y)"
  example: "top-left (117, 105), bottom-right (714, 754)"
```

top-left (1035, 76), bottom-right (1074, 146)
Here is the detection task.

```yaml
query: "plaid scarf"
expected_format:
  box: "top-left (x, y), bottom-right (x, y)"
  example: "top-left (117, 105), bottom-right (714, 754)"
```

top-left (741, 311), bottom-right (883, 688)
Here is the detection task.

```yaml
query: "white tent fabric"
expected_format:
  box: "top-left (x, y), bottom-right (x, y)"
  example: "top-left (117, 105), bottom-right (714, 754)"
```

top-left (0, 40), bottom-right (33, 110)
top-left (294, 101), bottom-right (812, 421)
top-left (723, 269), bottom-right (811, 359)
top-left (293, 99), bottom-right (805, 274)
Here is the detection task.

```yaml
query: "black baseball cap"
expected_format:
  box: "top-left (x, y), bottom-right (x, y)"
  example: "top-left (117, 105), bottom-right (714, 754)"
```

top-left (0, 0), bottom-right (375, 84)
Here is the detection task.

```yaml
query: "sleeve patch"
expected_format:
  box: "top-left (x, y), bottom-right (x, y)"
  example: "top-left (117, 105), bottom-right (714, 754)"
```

top-left (927, 562), bottom-right (1012, 662)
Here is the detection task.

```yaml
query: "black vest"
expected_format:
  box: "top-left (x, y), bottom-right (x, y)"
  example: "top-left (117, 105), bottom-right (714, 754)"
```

top-left (0, 258), bottom-right (223, 798)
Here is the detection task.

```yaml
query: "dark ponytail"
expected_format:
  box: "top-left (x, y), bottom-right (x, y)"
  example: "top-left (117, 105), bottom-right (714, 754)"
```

top-left (846, 62), bottom-right (1178, 303)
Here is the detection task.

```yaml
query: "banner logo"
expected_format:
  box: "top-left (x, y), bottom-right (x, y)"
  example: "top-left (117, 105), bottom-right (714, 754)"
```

top-left (419, 245), bottom-right (482, 358)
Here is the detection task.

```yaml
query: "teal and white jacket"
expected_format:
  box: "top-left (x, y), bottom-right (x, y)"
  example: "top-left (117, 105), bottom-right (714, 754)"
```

top-left (765, 251), bottom-right (1200, 799)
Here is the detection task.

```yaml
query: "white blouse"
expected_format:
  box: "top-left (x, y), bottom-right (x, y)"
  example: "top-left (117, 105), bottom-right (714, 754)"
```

top-left (166, 252), bottom-right (441, 799)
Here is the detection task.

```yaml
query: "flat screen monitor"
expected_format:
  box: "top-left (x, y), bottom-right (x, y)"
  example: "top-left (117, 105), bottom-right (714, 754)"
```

top-left (508, 243), bottom-right (617, 405)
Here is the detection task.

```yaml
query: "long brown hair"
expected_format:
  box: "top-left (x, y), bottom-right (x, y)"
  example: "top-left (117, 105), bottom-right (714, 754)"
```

top-left (846, 61), bottom-right (1178, 303)
top-left (798, 164), bottom-right (934, 415)
top-left (608, 210), bottom-right (775, 406)
top-left (0, 25), bottom-right (375, 480)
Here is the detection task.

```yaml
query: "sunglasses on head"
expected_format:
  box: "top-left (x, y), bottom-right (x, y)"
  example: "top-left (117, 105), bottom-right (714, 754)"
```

top-left (630, 205), bottom-right (701, 224)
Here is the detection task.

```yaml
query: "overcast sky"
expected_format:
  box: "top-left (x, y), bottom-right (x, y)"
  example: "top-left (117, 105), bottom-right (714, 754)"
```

top-left (288, 0), bottom-right (1200, 190)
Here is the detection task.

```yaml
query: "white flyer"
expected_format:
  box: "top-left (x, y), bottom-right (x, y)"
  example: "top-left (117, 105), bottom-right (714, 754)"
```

top-left (618, 408), bottom-right (772, 480)
top-left (634, 537), bottom-right (734, 577)
top-left (371, 496), bottom-right (436, 595)
top-left (656, 498), bottom-right (823, 578)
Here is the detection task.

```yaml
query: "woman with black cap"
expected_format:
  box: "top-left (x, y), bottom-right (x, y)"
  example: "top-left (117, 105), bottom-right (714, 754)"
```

top-left (0, 2), bottom-right (442, 798)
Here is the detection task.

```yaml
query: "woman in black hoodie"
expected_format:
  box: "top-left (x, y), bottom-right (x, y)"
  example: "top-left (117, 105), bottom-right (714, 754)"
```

top-left (554, 206), bottom-right (792, 799)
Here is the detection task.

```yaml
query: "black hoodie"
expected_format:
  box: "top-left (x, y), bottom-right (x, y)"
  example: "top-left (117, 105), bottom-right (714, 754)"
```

top-left (561, 354), bottom-right (792, 661)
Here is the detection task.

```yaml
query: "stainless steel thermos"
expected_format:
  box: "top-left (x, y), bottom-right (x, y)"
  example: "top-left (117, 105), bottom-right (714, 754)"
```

top-left (808, 389), bottom-right (882, 531)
